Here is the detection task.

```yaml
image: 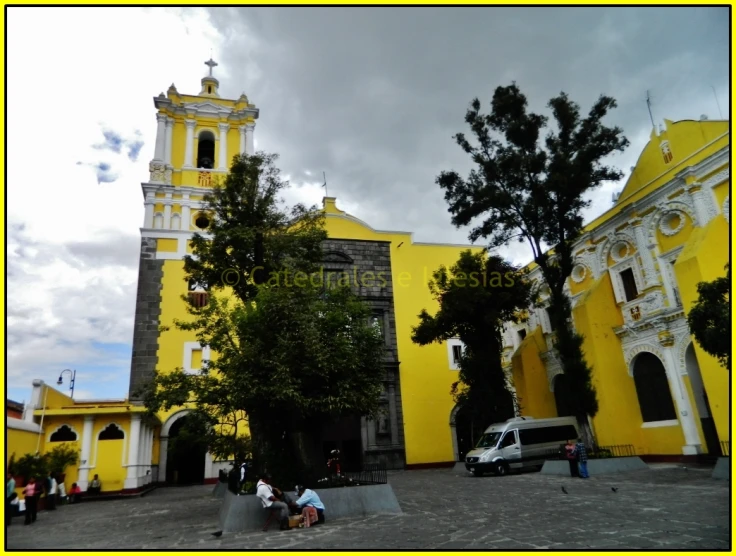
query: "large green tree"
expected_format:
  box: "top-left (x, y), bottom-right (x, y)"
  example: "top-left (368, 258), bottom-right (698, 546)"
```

top-left (686, 263), bottom-right (730, 370)
top-left (140, 152), bottom-right (386, 483)
top-left (437, 83), bottom-right (629, 433)
top-left (412, 250), bottom-right (532, 447)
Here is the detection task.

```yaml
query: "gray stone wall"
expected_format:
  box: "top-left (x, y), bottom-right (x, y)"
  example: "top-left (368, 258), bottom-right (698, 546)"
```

top-left (128, 237), bottom-right (164, 401)
top-left (321, 239), bottom-right (406, 469)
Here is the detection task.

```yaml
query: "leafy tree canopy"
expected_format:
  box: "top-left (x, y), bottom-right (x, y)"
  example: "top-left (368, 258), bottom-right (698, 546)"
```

top-left (412, 250), bottom-right (532, 427)
top-left (687, 263), bottom-right (730, 369)
top-left (437, 83), bottom-right (629, 424)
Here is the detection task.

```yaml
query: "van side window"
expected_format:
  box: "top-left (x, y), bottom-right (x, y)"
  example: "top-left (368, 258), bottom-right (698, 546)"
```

top-left (519, 425), bottom-right (578, 445)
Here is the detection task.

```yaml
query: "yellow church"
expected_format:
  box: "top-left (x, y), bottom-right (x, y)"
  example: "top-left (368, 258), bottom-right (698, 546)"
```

top-left (8, 62), bottom-right (730, 494)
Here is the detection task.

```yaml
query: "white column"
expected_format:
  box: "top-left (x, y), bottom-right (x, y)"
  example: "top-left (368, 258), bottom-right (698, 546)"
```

top-left (158, 437), bottom-right (168, 483)
top-left (218, 123), bottom-right (230, 171)
top-left (239, 125), bottom-right (247, 155)
top-left (145, 429), bottom-right (153, 483)
top-left (125, 414), bottom-right (142, 489)
top-left (204, 452), bottom-right (214, 480)
top-left (688, 185), bottom-right (715, 227)
top-left (137, 425), bottom-right (147, 478)
top-left (183, 120), bottom-right (196, 169)
top-left (163, 203), bottom-right (172, 230)
top-left (662, 347), bottom-right (701, 453)
top-left (164, 118), bottom-right (174, 166)
top-left (245, 123), bottom-right (255, 155)
top-left (181, 202), bottom-right (191, 232)
top-left (154, 113), bottom-right (167, 161)
top-left (78, 415), bottom-right (95, 490)
top-left (144, 201), bottom-right (154, 228)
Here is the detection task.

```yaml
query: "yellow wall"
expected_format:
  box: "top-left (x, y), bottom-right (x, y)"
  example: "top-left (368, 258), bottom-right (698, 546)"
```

top-left (512, 327), bottom-right (557, 418)
top-left (7, 428), bottom-right (43, 464)
top-left (675, 216), bottom-right (730, 441)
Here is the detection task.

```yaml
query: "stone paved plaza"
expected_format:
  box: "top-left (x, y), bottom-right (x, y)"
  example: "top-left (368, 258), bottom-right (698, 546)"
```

top-left (6, 464), bottom-right (730, 550)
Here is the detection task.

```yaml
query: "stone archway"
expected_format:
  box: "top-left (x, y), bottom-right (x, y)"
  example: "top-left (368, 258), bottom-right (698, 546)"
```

top-left (450, 405), bottom-right (460, 462)
top-left (159, 410), bottom-right (215, 484)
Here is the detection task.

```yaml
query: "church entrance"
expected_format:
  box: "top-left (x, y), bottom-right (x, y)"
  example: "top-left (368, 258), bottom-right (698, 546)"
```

top-left (321, 415), bottom-right (363, 472)
top-left (166, 415), bottom-right (207, 485)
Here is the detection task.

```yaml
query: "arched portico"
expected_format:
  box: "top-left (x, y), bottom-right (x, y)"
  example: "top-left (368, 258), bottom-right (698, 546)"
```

top-left (158, 410), bottom-right (217, 484)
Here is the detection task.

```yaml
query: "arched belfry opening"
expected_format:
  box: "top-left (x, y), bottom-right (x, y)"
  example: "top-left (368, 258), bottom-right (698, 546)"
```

top-left (197, 131), bottom-right (215, 169)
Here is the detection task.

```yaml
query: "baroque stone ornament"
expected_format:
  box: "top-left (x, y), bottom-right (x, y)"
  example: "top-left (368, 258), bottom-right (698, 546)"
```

top-left (571, 263), bottom-right (587, 283)
top-left (658, 210), bottom-right (686, 236)
top-left (723, 196), bottom-right (729, 223)
top-left (149, 161), bottom-right (166, 183)
top-left (658, 330), bottom-right (675, 347)
top-left (164, 164), bottom-right (173, 185)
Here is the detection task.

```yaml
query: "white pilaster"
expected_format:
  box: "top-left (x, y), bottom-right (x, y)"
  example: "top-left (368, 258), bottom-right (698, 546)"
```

top-left (164, 117), bottom-right (174, 165)
top-left (125, 414), bottom-right (142, 489)
top-left (158, 436), bottom-right (168, 483)
top-left (218, 123), bottom-right (230, 171)
top-left (632, 223), bottom-right (659, 288)
top-left (204, 452), bottom-right (214, 480)
top-left (78, 415), bottom-right (95, 490)
top-left (183, 120), bottom-right (196, 169)
top-left (154, 113), bottom-right (167, 161)
top-left (245, 123), bottom-right (255, 155)
top-left (239, 125), bottom-right (247, 155)
top-left (688, 184), bottom-right (716, 227)
top-left (163, 203), bottom-right (172, 230)
top-left (144, 196), bottom-right (154, 229)
top-left (662, 347), bottom-right (701, 453)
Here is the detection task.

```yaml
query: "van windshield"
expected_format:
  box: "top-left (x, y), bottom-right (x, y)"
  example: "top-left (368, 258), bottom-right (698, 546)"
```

top-left (475, 432), bottom-right (502, 449)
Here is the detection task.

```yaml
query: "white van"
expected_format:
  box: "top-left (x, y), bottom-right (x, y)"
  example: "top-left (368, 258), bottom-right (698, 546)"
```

top-left (464, 416), bottom-right (580, 476)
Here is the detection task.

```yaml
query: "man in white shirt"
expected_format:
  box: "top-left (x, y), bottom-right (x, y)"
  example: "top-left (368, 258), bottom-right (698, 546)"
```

top-left (256, 473), bottom-right (290, 530)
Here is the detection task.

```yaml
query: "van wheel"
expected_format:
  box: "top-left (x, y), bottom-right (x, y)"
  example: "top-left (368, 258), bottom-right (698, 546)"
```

top-left (493, 462), bottom-right (508, 476)
top-left (472, 470), bottom-right (484, 477)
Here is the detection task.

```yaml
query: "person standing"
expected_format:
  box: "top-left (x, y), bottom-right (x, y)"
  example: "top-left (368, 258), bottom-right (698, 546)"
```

top-left (6, 471), bottom-right (16, 526)
top-left (239, 461), bottom-right (249, 491)
top-left (576, 440), bottom-right (589, 479)
top-left (22, 477), bottom-right (38, 525)
top-left (45, 472), bottom-right (57, 510)
top-left (564, 440), bottom-right (579, 478)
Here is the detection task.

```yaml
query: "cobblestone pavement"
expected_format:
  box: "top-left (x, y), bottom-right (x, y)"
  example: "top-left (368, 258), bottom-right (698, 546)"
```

top-left (6, 464), bottom-right (730, 550)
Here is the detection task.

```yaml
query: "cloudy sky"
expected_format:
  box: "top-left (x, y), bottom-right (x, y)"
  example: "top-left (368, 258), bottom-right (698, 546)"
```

top-left (6, 6), bottom-right (728, 402)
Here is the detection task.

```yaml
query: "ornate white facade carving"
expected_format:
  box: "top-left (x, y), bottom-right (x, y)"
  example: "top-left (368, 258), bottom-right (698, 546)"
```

top-left (723, 195), bottom-right (729, 223)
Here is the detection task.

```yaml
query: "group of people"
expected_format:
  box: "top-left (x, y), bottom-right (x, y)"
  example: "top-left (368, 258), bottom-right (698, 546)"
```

top-left (564, 439), bottom-right (589, 478)
top-left (256, 473), bottom-right (325, 530)
top-left (6, 471), bottom-right (98, 526)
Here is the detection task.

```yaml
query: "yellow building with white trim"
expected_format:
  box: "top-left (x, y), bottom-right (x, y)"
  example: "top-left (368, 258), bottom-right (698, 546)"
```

top-left (9, 66), bottom-right (729, 493)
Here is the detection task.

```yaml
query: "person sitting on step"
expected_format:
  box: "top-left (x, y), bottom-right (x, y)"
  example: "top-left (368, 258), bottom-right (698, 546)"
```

top-left (256, 473), bottom-right (290, 530)
top-left (290, 485), bottom-right (325, 526)
top-left (88, 474), bottom-right (102, 495)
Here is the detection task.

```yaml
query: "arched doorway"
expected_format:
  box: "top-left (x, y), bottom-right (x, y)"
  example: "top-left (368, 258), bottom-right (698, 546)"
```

top-left (166, 414), bottom-right (208, 485)
top-left (685, 344), bottom-right (722, 456)
top-left (632, 352), bottom-right (677, 423)
top-left (553, 374), bottom-right (575, 418)
top-left (197, 131), bottom-right (215, 169)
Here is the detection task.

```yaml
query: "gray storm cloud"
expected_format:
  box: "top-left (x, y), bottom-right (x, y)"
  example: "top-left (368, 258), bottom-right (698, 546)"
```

top-left (203, 6), bottom-right (728, 263)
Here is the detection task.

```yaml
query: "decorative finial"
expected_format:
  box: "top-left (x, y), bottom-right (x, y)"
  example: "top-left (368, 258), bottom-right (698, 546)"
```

top-left (205, 57), bottom-right (218, 77)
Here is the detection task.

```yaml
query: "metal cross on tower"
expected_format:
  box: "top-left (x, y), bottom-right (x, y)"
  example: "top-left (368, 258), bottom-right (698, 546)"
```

top-left (205, 58), bottom-right (218, 77)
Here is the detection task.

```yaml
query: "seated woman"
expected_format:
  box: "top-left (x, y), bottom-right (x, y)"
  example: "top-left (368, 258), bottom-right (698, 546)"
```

top-left (68, 483), bottom-right (82, 504)
top-left (290, 485), bottom-right (325, 527)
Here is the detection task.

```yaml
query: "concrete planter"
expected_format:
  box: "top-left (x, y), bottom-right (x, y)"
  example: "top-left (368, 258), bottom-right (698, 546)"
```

top-left (218, 484), bottom-right (402, 533)
top-left (712, 457), bottom-right (730, 480)
top-left (541, 457), bottom-right (648, 475)
top-left (212, 482), bottom-right (228, 499)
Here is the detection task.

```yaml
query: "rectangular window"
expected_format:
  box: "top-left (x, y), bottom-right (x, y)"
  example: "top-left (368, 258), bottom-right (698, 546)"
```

top-left (452, 345), bottom-right (463, 364)
top-left (371, 311), bottom-right (385, 340)
top-left (518, 329), bottom-right (527, 341)
top-left (619, 268), bottom-right (639, 302)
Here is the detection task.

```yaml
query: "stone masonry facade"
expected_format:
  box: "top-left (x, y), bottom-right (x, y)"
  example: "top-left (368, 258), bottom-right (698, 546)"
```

top-left (128, 237), bottom-right (164, 401)
top-left (321, 238), bottom-right (406, 470)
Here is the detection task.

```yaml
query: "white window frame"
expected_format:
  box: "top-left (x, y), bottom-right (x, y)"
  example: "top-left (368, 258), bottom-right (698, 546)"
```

top-left (609, 257), bottom-right (645, 305)
top-left (183, 341), bottom-right (211, 374)
top-left (447, 338), bottom-right (465, 371)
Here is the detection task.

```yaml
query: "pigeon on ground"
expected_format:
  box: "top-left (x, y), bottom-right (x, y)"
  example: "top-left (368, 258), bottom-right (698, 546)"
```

top-left (211, 531), bottom-right (223, 538)
top-left (561, 486), bottom-right (568, 494)
top-left (611, 487), bottom-right (618, 493)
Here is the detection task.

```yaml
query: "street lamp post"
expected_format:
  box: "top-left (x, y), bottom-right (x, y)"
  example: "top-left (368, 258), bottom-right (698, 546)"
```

top-left (57, 369), bottom-right (76, 399)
